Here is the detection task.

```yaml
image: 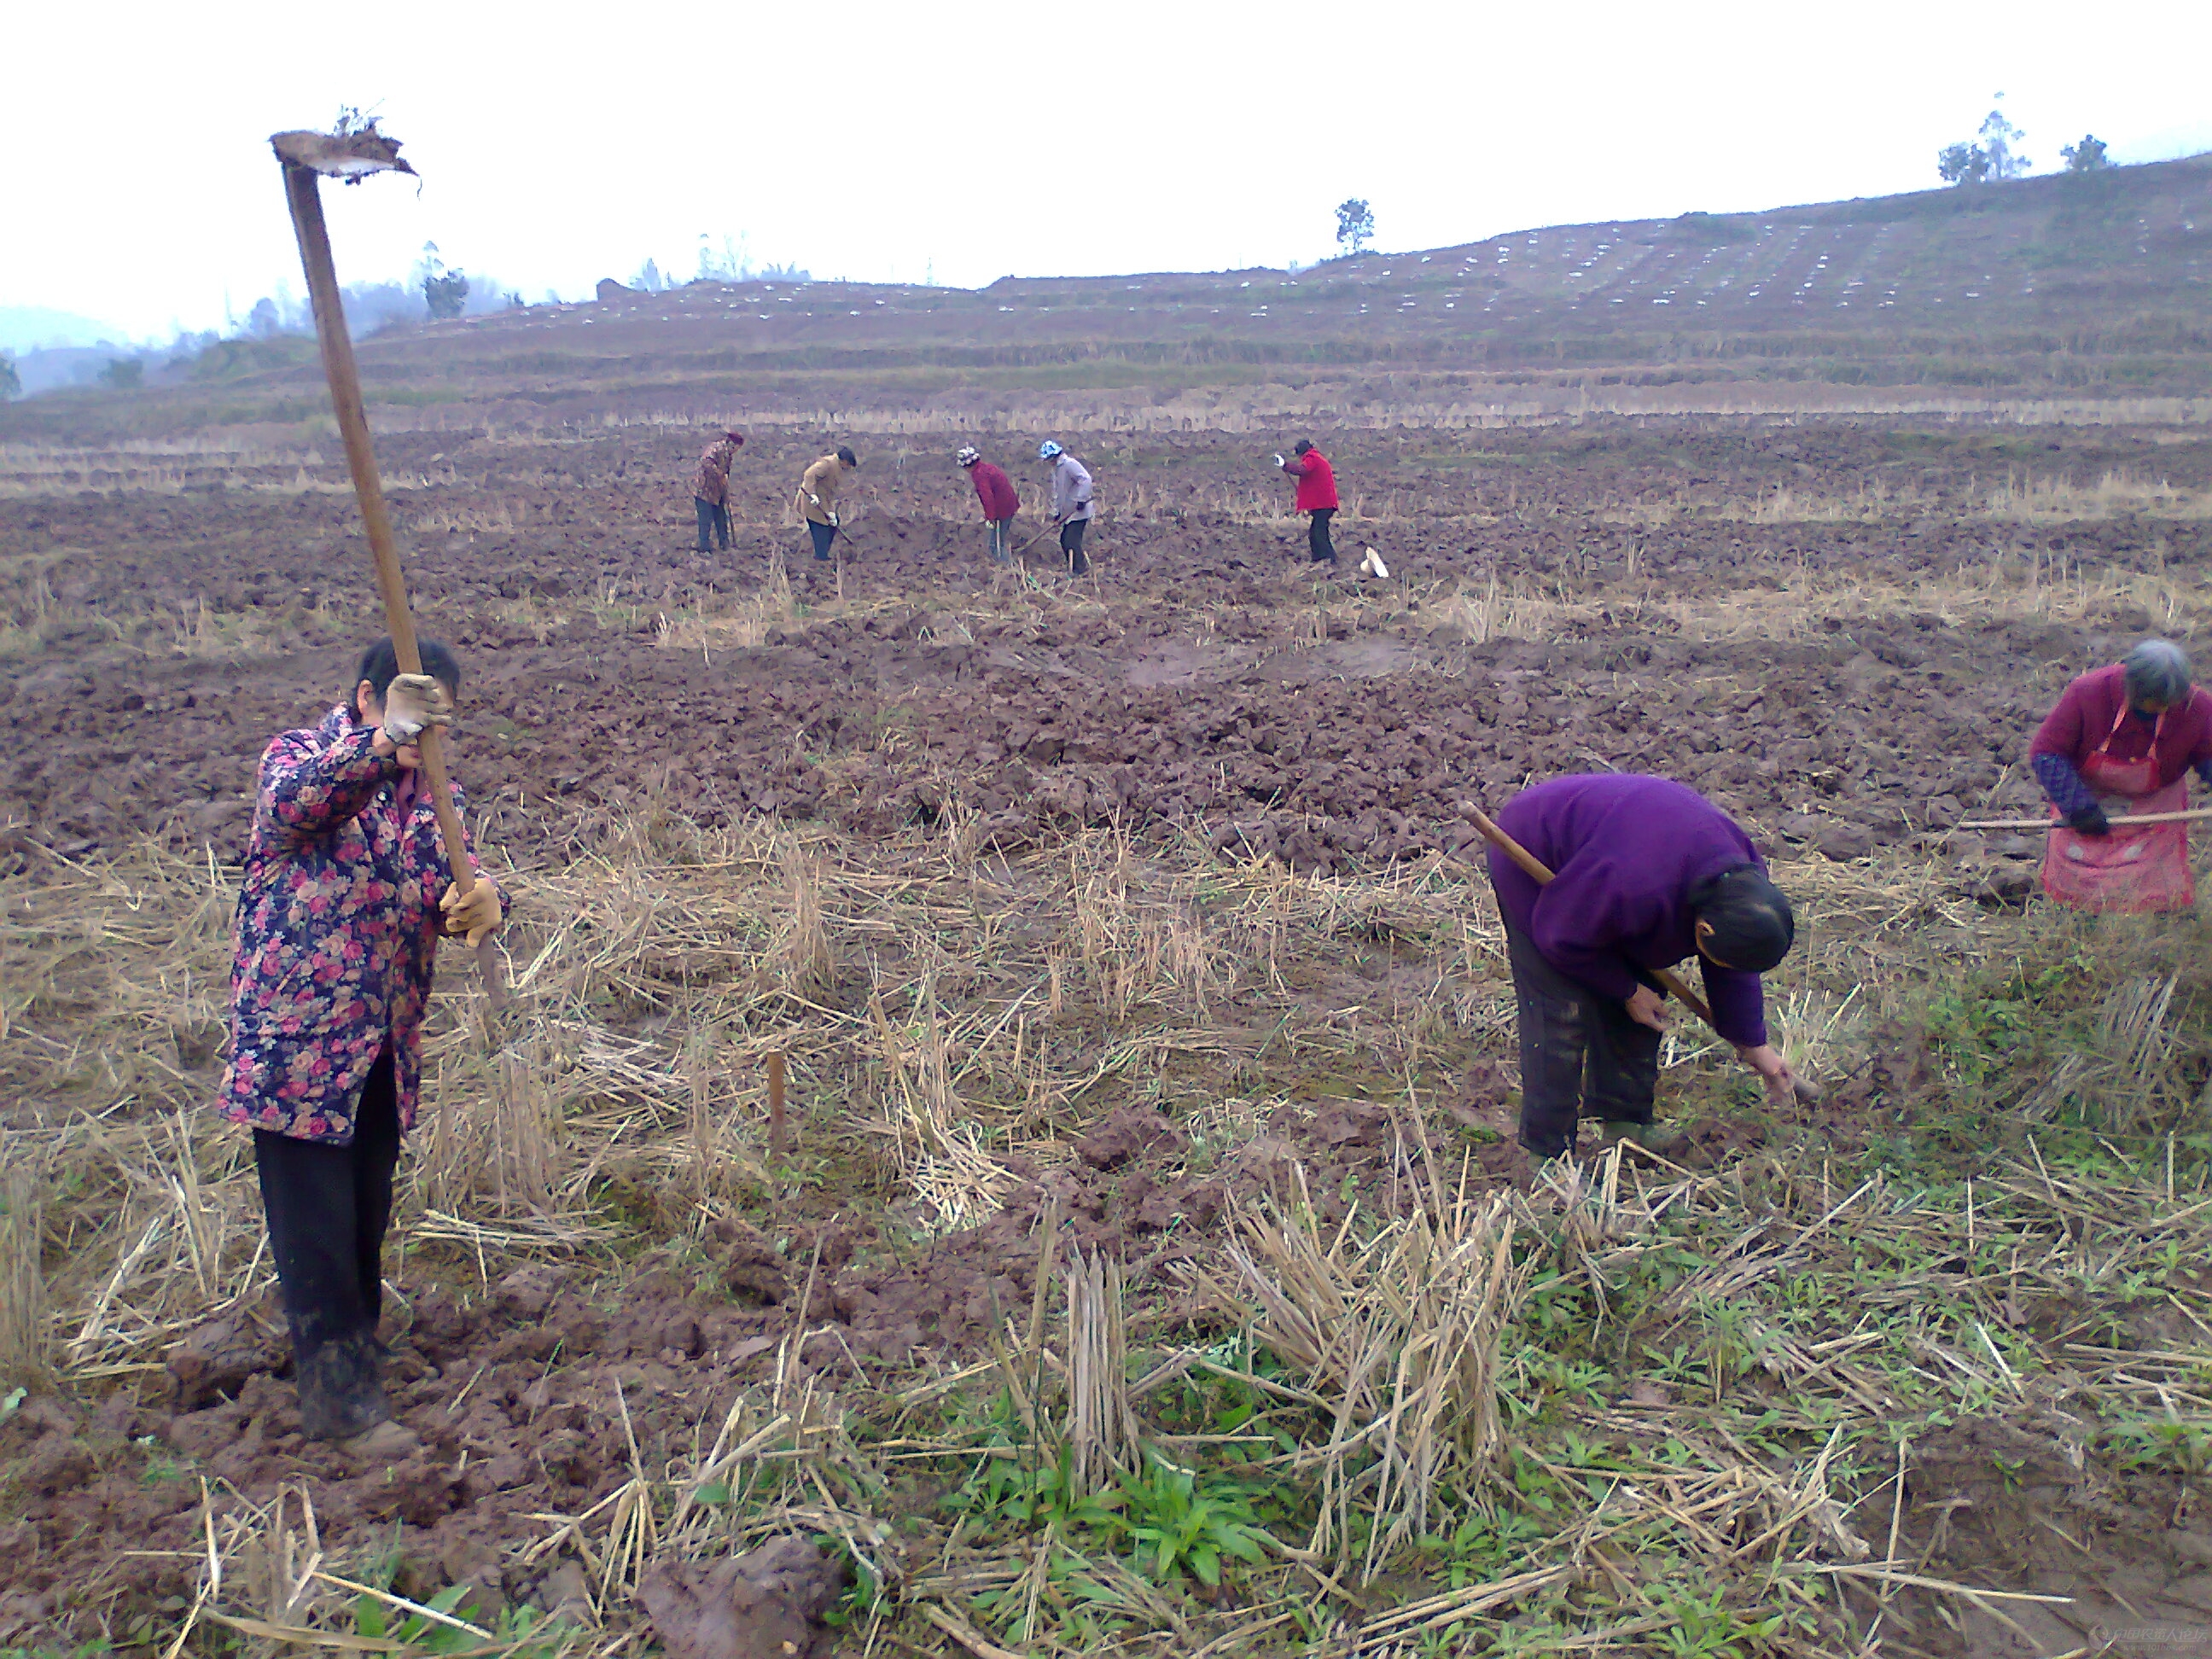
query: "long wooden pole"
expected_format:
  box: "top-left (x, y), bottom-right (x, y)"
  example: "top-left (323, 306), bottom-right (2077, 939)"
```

top-left (1957, 806), bottom-right (2212, 832)
top-left (279, 160), bottom-right (506, 1010)
top-left (1460, 801), bottom-right (1818, 1103)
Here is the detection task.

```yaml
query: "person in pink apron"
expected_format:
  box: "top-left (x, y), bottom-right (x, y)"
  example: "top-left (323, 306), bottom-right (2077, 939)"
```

top-left (2030, 639), bottom-right (2212, 913)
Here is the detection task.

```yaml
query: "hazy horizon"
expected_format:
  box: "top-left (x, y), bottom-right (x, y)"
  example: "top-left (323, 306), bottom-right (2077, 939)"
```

top-left (9, 0), bottom-right (2211, 347)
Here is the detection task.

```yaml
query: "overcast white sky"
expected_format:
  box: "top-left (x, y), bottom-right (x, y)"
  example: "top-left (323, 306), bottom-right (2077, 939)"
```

top-left (8, 0), bottom-right (2211, 344)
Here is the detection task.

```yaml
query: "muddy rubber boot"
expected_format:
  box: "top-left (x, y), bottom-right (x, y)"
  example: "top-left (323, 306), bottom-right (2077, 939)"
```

top-left (295, 1332), bottom-right (393, 1442)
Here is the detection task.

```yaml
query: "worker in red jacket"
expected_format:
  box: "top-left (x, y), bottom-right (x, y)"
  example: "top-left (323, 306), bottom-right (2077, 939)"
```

top-left (1273, 439), bottom-right (1340, 564)
top-left (957, 446), bottom-right (1020, 562)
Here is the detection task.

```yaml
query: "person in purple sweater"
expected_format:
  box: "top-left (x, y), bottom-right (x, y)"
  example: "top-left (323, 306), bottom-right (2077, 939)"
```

top-left (1487, 774), bottom-right (1801, 1159)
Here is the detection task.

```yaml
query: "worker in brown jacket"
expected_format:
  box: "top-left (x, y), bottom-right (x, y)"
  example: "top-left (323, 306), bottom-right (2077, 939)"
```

top-left (795, 446), bottom-right (859, 562)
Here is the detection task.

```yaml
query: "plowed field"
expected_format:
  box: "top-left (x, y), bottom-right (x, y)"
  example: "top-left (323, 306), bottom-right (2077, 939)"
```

top-left (7, 413), bottom-right (2212, 1658)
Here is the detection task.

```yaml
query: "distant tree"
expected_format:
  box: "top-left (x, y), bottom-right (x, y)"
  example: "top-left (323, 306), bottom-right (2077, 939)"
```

top-left (633, 258), bottom-right (666, 293)
top-left (0, 353), bottom-right (18, 401)
top-left (1938, 95), bottom-right (2032, 185)
top-left (416, 240), bottom-right (470, 320)
top-left (1335, 198), bottom-right (1376, 255)
top-left (423, 269), bottom-right (469, 320)
top-left (247, 297), bottom-right (282, 336)
top-left (1936, 142), bottom-right (1989, 186)
top-left (101, 358), bottom-right (143, 390)
top-left (2061, 133), bottom-right (2110, 172)
top-left (1979, 95), bottom-right (2030, 180)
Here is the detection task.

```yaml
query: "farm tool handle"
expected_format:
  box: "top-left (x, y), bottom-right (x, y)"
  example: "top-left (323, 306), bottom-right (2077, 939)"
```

top-left (1956, 806), bottom-right (2212, 831)
top-left (276, 142), bottom-right (507, 1012)
top-left (1458, 801), bottom-right (1817, 1103)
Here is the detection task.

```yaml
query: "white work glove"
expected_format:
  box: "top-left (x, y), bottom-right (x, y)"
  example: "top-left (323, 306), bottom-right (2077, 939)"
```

top-left (380, 673), bottom-right (452, 747)
top-left (439, 874), bottom-right (503, 947)
top-left (1272, 452), bottom-right (1285, 468)
top-left (829, 510), bottom-right (841, 528)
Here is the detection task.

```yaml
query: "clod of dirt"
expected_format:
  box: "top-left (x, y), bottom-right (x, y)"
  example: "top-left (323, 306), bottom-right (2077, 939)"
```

top-left (1074, 1106), bottom-right (1182, 1169)
top-left (1307, 1099), bottom-right (1389, 1150)
top-left (493, 1264), bottom-right (569, 1320)
top-left (710, 1218), bottom-right (791, 1305)
top-left (638, 1535), bottom-right (849, 1659)
top-left (1812, 822), bottom-right (1873, 862)
top-left (166, 1313), bottom-right (286, 1408)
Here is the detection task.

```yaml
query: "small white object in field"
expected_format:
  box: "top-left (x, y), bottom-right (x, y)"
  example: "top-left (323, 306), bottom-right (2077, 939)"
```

top-left (1361, 549), bottom-right (1389, 579)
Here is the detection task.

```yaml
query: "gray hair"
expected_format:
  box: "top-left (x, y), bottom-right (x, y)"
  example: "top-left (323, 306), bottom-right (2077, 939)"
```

top-left (2123, 638), bottom-right (2193, 707)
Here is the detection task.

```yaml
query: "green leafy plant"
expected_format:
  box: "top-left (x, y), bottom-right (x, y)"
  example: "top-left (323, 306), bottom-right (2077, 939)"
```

top-left (948, 1437), bottom-right (1126, 1537)
top-left (2106, 1415), bottom-right (2212, 1476)
top-left (970, 1545), bottom-right (1132, 1645)
top-left (1418, 1510), bottom-right (1550, 1590)
top-left (1116, 1453), bottom-right (1272, 1586)
top-left (1651, 1585), bottom-right (1786, 1658)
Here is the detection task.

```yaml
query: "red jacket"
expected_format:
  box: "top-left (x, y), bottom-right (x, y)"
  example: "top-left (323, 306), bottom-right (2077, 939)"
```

top-left (1284, 449), bottom-right (1339, 512)
top-left (2030, 662), bottom-right (2212, 789)
top-left (969, 460), bottom-right (1019, 521)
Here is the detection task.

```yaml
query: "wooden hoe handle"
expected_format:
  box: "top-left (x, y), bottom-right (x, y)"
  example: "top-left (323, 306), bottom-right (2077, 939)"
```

top-left (280, 157), bottom-right (506, 1011)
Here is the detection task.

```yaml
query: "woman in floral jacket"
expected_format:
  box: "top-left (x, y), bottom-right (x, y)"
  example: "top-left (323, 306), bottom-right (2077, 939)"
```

top-left (220, 637), bottom-right (504, 1446)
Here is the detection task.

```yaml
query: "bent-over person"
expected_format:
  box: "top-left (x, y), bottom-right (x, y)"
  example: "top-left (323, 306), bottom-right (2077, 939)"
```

top-left (2030, 637), bottom-right (2212, 912)
top-left (692, 429), bottom-right (745, 552)
top-left (1486, 773), bottom-right (1799, 1160)
top-left (219, 637), bottom-right (505, 1450)
top-left (796, 446), bottom-right (859, 562)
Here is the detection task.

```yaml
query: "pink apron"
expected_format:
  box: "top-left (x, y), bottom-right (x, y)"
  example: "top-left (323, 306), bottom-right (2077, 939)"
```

top-left (2041, 702), bottom-right (2194, 913)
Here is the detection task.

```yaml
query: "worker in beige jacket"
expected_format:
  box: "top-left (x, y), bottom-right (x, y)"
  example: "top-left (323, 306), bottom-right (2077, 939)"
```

top-left (795, 446), bottom-right (859, 562)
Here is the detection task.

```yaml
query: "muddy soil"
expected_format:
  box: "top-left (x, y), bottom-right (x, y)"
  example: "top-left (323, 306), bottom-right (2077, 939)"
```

top-left (0, 1094), bottom-right (1484, 1641)
top-left (8, 419), bottom-right (2212, 1647)
top-left (6, 423), bottom-right (2208, 871)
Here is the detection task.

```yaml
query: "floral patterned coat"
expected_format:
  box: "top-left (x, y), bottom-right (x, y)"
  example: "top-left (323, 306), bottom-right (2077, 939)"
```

top-left (218, 707), bottom-right (495, 1145)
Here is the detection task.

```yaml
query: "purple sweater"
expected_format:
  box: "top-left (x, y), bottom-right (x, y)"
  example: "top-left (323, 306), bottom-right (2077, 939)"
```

top-left (1487, 774), bottom-right (1770, 1048)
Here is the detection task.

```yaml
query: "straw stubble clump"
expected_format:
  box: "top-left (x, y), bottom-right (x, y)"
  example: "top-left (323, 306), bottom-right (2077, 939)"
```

top-left (0, 1161), bottom-right (51, 1384)
top-left (1225, 1162), bottom-right (1529, 1582)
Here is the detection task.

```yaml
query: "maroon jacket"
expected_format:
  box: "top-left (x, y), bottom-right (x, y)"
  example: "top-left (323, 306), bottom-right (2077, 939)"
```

top-left (2030, 662), bottom-right (2212, 789)
top-left (969, 460), bottom-right (1018, 522)
top-left (1284, 449), bottom-right (1339, 512)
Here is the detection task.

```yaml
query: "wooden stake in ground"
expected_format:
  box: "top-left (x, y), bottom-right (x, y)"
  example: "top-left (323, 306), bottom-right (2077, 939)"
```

top-left (271, 126), bottom-right (504, 1011)
top-left (1459, 800), bottom-right (1819, 1103)
top-left (767, 1051), bottom-right (789, 1160)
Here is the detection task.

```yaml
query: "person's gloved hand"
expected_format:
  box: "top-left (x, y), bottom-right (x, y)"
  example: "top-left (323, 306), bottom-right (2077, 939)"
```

top-left (1272, 452), bottom-right (1285, 468)
top-left (439, 875), bottom-right (502, 946)
top-left (829, 509), bottom-right (841, 528)
top-left (2068, 802), bottom-right (2112, 836)
top-left (381, 673), bottom-right (452, 747)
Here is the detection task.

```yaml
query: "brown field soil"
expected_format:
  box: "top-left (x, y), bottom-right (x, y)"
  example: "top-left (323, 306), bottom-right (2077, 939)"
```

top-left (5, 415), bottom-right (2212, 1658)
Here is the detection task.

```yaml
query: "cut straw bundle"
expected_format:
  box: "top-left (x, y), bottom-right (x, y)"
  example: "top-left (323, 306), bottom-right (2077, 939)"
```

top-left (1224, 1165), bottom-right (1528, 1582)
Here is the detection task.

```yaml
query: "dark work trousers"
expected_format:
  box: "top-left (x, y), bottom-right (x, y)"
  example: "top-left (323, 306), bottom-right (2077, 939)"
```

top-left (1060, 516), bottom-right (1091, 575)
top-left (1307, 507), bottom-right (1338, 563)
top-left (809, 520), bottom-right (838, 562)
top-left (696, 497), bottom-right (731, 551)
top-left (1503, 917), bottom-right (1662, 1158)
top-left (253, 1045), bottom-right (401, 1435)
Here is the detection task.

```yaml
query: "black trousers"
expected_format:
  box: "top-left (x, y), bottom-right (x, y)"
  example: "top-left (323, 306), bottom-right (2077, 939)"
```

top-left (255, 1046), bottom-right (400, 1426)
top-left (1060, 517), bottom-right (1090, 574)
top-left (1307, 508), bottom-right (1337, 563)
top-left (1503, 917), bottom-right (1661, 1157)
top-left (696, 497), bottom-right (731, 551)
top-left (809, 520), bottom-right (838, 561)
